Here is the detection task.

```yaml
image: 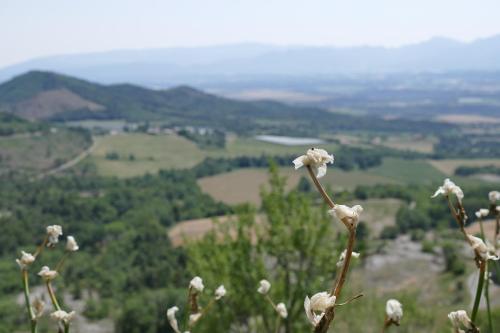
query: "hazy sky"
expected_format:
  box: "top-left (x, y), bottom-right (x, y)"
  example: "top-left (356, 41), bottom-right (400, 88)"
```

top-left (2, 0), bottom-right (500, 68)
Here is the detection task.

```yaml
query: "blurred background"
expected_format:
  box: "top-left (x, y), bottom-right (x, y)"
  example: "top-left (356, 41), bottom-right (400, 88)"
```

top-left (1, 1), bottom-right (499, 332)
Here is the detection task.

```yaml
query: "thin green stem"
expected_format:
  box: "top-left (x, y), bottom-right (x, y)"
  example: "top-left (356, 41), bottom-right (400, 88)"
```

top-left (478, 217), bottom-right (485, 240)
top-left (274, 314), bottom-right (281, 333)
top-left (55, 252), bottom-right (70, 272)
top-left (46, 281), bottom-right (61, 310)
top-left (484, 263), bottom-right (493, 333)
top-left (306, 165), bottom-right (335, 208)
top-left (471, 261), bottom-right (486, 322)
top-left (22, 270), bottom-right (37, 333)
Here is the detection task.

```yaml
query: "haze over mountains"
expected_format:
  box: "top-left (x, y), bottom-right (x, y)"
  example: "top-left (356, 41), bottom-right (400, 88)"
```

top-left (2, 35), bottom-right (500, 87)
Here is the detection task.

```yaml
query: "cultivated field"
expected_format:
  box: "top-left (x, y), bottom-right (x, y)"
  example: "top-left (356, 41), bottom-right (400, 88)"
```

top-left (89, 133), bottom-right (205, 177)
top-left (429, 158), bottom-right (500, 175)
top-left (198, 168), bottom-right (301, 205)
top-left (0, 129), bottom-right (90, 175)
top-left (87, 132), bottom-right (338, 177)
top-left (374, 134), bottom-right (437, 153)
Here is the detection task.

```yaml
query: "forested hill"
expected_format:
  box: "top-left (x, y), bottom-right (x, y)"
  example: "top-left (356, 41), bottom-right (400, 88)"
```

top-left (0, 71), bottom-right (452, 135)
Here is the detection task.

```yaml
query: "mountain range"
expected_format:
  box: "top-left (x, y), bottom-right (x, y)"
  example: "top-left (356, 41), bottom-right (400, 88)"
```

top-left (2, 36), bottom-right (500, 86)
top-left (0, 71), bottom-right (450, 135)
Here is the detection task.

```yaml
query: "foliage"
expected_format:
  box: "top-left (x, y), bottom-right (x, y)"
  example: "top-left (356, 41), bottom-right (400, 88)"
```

top-left (455, 164), bottom-right (500, 176)
top-left (186, 165), bottom-right (345, 332)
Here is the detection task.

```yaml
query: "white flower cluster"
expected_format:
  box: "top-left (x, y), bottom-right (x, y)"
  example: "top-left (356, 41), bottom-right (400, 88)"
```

top-left (431, 178), bottom-right (464, 202)
top-left (448, 310), bottom-right (472, 331)
top-left (475, 208), bottom-right (489, 219)
top-left (467, 234), bottom-right (499, 261)
top-left (38, 266), bottom-right (58, 281)
top-left (168, 276), bottom-right (225, 333)
top-left (46, 225), bottom-right (63, 247)
top-left (336, 250), bottom-right (360, 268)
top-left (489, 191), bottom-right (500, 203)
top-left (256, 279), bottom-right (287, 319)
top-left (293, 148), bottom-right (334, 178)
top-left (329, 204), bottom-right (364, 227)
top-left (16, 251), bottom-right (35, 270)
top-left (304, 292), bottom-right (336, 327)
top-left (386, 299), bottom-right (403, 325)
top-left (257, 279), bottom-right (271, 295)
top-left (50, 310), bottom-right (76, 323)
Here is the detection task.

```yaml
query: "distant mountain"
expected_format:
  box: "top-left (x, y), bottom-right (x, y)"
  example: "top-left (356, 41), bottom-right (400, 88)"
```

top-left (2, 36), bottom-right (500, 85)
top-left (0, 71), bottom-right (451, 135)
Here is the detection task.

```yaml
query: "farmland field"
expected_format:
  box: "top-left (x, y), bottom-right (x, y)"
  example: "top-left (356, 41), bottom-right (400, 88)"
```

top-left (0, 129), bottom-right (90, 175)
top-left (428, 158), bottom-right (500, 175)
top-left (369, 158), bottom-right (446, 184)
top-left (89, 133), bottom-right (205, 177)
top-left (87, 132), bottom-right (339, 177)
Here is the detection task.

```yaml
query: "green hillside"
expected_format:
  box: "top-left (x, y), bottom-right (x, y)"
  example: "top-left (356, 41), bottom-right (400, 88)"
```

top-left (0, 71), bottom-right (453, 136)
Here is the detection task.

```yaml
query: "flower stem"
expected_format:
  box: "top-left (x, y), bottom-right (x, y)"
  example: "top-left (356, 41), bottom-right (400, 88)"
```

top-left (55, 252), bottom-right (70, 272)
top-left (471, 261), bottom-right (486, 322)
top-left (46, 281), bottom-right (61, 311)
top-left (306, 165), bottom-right (356, 333)
top-left (274, 315), bottom-right (281, 333)
top-left (22, 270), bottom-right (37, 333)
top-left (484, 263), bottom-right (493, 333)
top-left (306, 166), bottom-right (335, 208)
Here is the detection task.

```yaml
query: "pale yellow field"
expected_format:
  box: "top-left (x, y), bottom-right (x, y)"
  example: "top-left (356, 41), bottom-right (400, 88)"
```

top-left (436, 114), bottom-right (500, 124)
top-left (428, 159), bottom-right (500, 175)
top-left (198, 168), bottom-right (301, 205)
top-left (374, 135), bottom-right (437, 154)
top-left (198, 167), bottom-right (398, 205)
top-left (223, 89), bottom-right (327, 103)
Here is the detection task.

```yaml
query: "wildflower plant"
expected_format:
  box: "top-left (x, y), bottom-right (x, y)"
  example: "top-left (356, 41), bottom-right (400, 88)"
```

top-left (17, 225), bottom-right (79, 333)
top-left (433, 180), bottom-right (500, 333)
top-left (257, 279), bottom-right (288, 332)
top-left (294, 148), bottom-right (363, 332)
top-left (167, 276), bottom-right (226, 332)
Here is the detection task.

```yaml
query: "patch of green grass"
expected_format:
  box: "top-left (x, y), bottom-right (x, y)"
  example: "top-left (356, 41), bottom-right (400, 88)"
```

top-left (90, 133), bottom-right (205, 177)
top-left (368, 158), bottom-right (446, 185)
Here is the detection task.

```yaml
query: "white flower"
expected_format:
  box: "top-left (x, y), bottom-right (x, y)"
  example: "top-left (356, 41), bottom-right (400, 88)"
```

top-left (189, 313), bottom-right (202, 326)
top-left (276, 302), bottom-right (288, 318)
top-left (336, 250), bottom-right (360, 268)
top-left (489, 191), bottom-right (500, 203)
top-left (309, 292), bottom-right (336, 312)
top-left (475, 208), bottom-right (489, 219)
top-left (189, 276), bottom-right (204, 292)
top-left (386, 299), bottom-right (403, 324)
top-left (32, 298), bottom-right (45, 319)
top-left (16, 251), bottom-right (35, 270)
top-left (215, 285), bottom-right (226, 300)
top-left (448, 310), bottom-right (472, 329)
top-left (431, 179), bottom-right (464, 203)
top-left (46, 225), bottom-right (63, 246)
top-left (38, 266), bottom-right (58, 281)
top-left (257, 279), bottom-right (271, 294)
top-left (50, 310), bottom-right (75, 323)
top-left (304, 292), bottom-right (336, 327)
top-left (66, 236), bottom-right (79, 252)
top-left (167, 306), bottom-right (181, 333)
top-left (293, 148), bottom-right (334, 178)
top-left (467, 234), bottom-right (499, 261)
top-left (329, 204), bottom-right (363, 226)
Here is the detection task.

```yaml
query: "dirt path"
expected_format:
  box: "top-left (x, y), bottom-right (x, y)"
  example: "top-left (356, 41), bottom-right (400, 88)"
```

top-left (36, 139), bottom-right (97, 179)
